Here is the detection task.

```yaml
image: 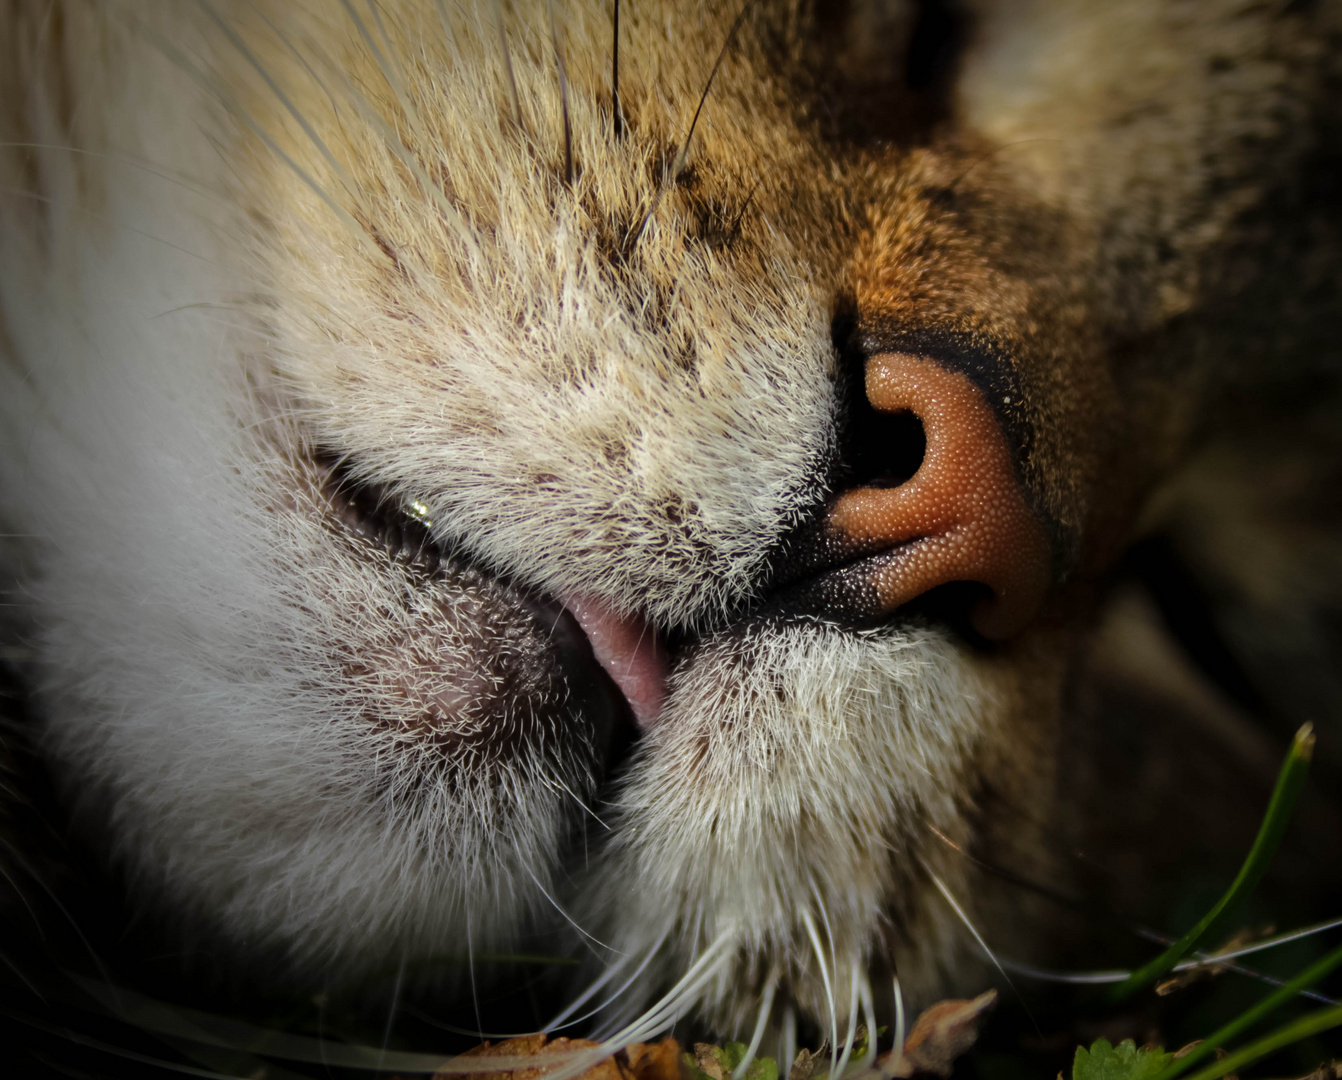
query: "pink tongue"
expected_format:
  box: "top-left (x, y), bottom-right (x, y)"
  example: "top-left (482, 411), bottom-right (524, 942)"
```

top-left (562, 595), bottom-right (668, 731)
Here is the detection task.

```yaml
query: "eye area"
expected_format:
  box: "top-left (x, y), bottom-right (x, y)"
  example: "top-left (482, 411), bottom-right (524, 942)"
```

top-left (316, 451), bottom-right (444, 571)
top-left (803, 0), bottom-right (969, 145)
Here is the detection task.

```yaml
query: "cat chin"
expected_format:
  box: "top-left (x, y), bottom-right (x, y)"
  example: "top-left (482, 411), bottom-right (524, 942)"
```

top-left (578, 618), bottom-right (1007, 1034)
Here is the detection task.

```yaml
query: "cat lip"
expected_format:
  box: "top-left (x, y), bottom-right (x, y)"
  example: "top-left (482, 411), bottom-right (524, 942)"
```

top-left (765, 536), bottom-right (922, 617)
top-left (314, 451), bottom-right (657, 745)
top-left (559, 594), bottom-right (669, 731)
top-left (762, 539), bottom-right (993, 641)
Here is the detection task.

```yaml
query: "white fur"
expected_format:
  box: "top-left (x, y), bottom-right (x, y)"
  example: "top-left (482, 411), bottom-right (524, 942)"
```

top-left (584, 621), bottom-right (1004, 1037)
top-left (2, 0), bottom-right (1325, 1047)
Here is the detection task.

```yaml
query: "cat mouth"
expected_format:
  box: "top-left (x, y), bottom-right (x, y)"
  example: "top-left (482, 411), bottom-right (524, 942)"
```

top-left (558, 595), bottom-right (670, 731)
top-left (313, 448), bottom-right (980, 756)
top-left (313, 449), bottom-right (658, 755)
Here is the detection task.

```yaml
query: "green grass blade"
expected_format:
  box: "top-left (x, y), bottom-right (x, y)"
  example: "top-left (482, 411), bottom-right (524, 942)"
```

top-left (1108, 724), bottom-right (1315, 1003)
top-left (1149, 937), bottom-right (1342, 1080)
top-left (1176, 1003), bottom-right (1342, 1080)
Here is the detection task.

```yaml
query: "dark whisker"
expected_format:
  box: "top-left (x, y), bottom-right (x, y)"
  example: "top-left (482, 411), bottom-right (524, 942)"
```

top-left (671, 0), bottom-right (753, 179)
top-left (728, 175), bottom-right (762, 244)
top-left (549, 0), bottom-right (574, 186)
top-left (493, 0), bottom-right (523, 130)
top-left (612, 0), bottom-right (623, 139)
top-left (925, 822), bottom-right (1146, 935)
top-left (466, 903), bottom-right (484, 1043)
top-left (629, 0), bottom-right (755, 246)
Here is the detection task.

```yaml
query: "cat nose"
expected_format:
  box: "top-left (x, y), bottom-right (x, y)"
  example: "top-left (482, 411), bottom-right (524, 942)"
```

top-left (783, 351), bottom-right (1052, 640)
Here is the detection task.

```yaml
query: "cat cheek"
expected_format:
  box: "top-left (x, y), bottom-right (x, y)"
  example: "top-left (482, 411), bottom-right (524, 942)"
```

top-left (345, 650), bottom-right (495, 743)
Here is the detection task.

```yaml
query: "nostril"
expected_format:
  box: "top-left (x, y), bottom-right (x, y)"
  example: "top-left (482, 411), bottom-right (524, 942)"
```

top-left (847, 408), bottom-right (926, 489)
top-left (828, 350), bottom-right (1052, 639)
top-left (776, 349), bottom-right (1051, 640)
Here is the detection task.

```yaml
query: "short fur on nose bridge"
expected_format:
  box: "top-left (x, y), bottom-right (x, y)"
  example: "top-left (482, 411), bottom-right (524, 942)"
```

top-left (828, 352), bottom-right (1051, 639)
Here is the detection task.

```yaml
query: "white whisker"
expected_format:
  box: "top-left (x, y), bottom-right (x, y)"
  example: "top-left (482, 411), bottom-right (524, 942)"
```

top-left (523, 865), bottom-right (619, 956)
top-left (538, 931), bottom-right (737, 1080)
top-left (546, 927), bottom-right (670, 1032)
top-left (309, 44), bottom-right (474, 250)
top-left (197, 1), bottom-right (356, 196)
top-left (545, 952), bottom-right (635, 1030)
top-left (0, 188), bottom-right (218, 265)
top-left (925, 867), bottom-right (1020, 1001)
top-left (800, 907), bottom-right (839, 1078)
top-left (995, 958), bottom-right (1126, 985)
top-left (340, 0), bottom-right (434, 153)
top-left (886, 975), bottom-right (905, 1078)
top-left (116, 9), bottom-right (379, 259)
top-left (545, 772), bottom-right (610, 831)
top-left (611, 934), bottom-right (733, 1045)
top-left (858, 973), bottom-right (877, 1072)
top-left (731, 967), bottom-right (780, 1080)
top-left (995, 955), bottom-right (1338, 1005)
top-left (781, 1004), bottom-right (798, 1080)
top-left (376, 950), bottom-right (407, 1073)
top-left (833, 955), bottom-right (860, 1078)
top-left (814, 885), bottom-right (843, 1076)
top-left (593, 927), bottom-right (734, 1043)
top-left (614, 933), bottom-right (735, 1046)
top-left (466, 903), bottom-right (483, 1041)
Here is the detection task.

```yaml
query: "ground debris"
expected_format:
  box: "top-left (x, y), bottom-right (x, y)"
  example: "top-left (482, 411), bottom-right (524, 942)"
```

top-left (693, 1043), bottom-right (734, 1080)
top-left (787, 1044), bottom-right (828, 1080)
top-left (878, 989), bottom-right (998, 1078)
top-left (1155, 927), bottom-right (1273, 996)
top-left (434, 990), bottom-right (998, 1080)
top-left (430, 1033), bottom-right (683, 1080)
top-left (1293, 1060), bottom-right (1342, 1080)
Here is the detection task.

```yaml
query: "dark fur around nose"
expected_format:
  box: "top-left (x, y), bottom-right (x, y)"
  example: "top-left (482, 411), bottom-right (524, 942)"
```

top-left (771, 332), bottom-right (1051, 640)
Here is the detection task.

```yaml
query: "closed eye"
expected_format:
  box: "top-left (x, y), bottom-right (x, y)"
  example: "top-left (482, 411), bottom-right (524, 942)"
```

top-left (315, 449), bottom-right (445, 571)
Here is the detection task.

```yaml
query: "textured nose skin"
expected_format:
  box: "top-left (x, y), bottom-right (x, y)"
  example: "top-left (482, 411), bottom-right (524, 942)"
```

top-left (815, 352), bottom-right (1051, 639)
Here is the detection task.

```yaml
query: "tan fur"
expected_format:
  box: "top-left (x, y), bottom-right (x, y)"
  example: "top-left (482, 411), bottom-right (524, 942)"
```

top-left (1, 0), bottom-right (1339, 1052)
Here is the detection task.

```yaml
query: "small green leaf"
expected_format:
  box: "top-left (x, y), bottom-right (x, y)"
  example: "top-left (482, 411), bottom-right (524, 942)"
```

top-left (724, 1042), bottom-right (749, 1070)
top-left (1073, 1039), bottom-right (1173, 1080)
top-left (743, 1056), bottom-right (779, 1080)
top-left (683, 1050), bottom-right (716, 1080)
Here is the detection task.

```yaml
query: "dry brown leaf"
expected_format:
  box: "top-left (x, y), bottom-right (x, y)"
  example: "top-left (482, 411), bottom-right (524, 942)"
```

top-left (788, 1045), bottom-right (827, 1080)
top-left (436, 1033), bottom-right (682, 1080)
top-left (879, 989), bottom-right (998, 1078)
top-left (694, 1043), bottom-right (731, 1080)
top-left (1156, 928), bottom-right (1273, 996)
top-left (624, 1037), bottom-right (684, 1080)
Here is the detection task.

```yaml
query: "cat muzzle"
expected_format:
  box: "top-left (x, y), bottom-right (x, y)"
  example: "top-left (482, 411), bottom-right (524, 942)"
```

top-left (779, 351), bottom-right (1051, 640)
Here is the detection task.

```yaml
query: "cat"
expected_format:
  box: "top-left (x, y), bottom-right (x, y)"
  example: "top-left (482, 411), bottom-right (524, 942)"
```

top-left (2, 0), bottom-right (1341, 1065)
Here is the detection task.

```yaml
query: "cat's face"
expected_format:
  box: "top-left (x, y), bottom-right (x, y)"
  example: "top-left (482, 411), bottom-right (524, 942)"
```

top-left (0, 0), bottom-right (1326, 1045)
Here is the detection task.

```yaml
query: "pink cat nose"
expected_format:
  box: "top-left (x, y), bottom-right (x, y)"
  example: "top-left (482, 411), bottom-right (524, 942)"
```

top-left (823, 352), bottom-right (1051, 640)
